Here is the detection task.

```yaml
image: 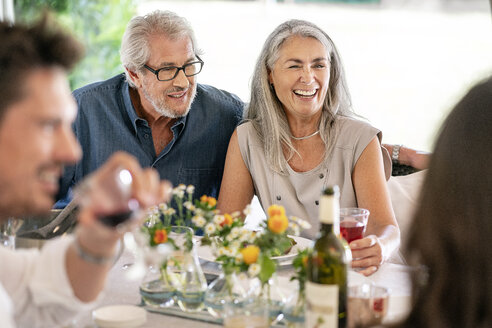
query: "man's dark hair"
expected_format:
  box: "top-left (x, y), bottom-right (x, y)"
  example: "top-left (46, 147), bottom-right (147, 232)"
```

top-left (0, 14), bottom-right (83, 120)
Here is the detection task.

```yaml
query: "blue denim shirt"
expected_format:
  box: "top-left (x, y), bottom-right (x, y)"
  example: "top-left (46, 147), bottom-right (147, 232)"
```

top-left (56, 74), bottom-right (243, 207)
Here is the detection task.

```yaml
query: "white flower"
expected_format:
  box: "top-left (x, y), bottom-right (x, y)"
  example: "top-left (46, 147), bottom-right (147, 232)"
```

top-left (164, 208), bottom-right (176, 216)
top-left (173, 189), bottom-right (185, 199)
top-left (194, 208), bottom-right (204, 217)
top-left (205, 223), bottom-right (216, 235)
top-left (288, 222), bottom-right (300, 236)
top-left (186, 185), bottom-right (195, 194)
top-left (192, 215), bottom-right (206, 228)
top-left (248, 263), bottom-right (261, 277)
top-left (235, 253), bottom-right (244, 264)
top-left (243, 204), bottom-right (252, 216)
top-left (239, 229), bottom-right (251, 242)
top-left (213, 215), bottom-right (225, 226)
top-left (158, 203), bottom-right (168, 212)
top-left (231, 211), bottom-right (241, 218)
top-left (147, 205), bottom-right (158, 215)
top-left (295, 217), bottom-right (312, 230)
top-left (217, 246), bottom-right (232, 257)
top-left (230, 240), bottom-right (241, 252)
top-left (230, 227), bottom-right (240, 239)
top-left (183, 201), bottom-right (195, 211)
top-left (178, 184), bottom-right (186, 191)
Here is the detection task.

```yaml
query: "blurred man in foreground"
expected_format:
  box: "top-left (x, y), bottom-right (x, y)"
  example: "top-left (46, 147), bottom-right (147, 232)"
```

top-left (0, 17), bottom-right (169, 327)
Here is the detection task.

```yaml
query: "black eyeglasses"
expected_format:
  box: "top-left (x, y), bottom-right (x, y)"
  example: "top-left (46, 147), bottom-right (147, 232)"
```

top-left (143, 55), bottom-right (204, 81)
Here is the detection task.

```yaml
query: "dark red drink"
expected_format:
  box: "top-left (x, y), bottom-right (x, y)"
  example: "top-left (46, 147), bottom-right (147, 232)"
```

top-left (340, 220), bottom-right (365, 243)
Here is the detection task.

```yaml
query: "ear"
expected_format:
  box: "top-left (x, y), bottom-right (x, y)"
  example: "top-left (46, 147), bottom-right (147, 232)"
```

top-left (126, 67), bottom-right (143, 88)
top-left (268, 69), bottom-right (273, 85)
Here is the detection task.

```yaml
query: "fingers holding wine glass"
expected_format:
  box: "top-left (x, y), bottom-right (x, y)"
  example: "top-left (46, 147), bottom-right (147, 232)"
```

top-left (74, 152), bottom-right (172, 229)
top-left (349, 235), bottom-right (385, 276)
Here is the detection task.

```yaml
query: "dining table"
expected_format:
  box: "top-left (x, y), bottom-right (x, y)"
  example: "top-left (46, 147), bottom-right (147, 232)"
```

top-left (70, 242), bottom-right (413, 328)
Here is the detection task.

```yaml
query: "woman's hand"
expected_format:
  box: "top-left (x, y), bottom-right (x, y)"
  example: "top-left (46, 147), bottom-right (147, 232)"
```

top-left (383, 144), bottom-right (430, 170)
top-left (349, 235), bottom-right (385, 276)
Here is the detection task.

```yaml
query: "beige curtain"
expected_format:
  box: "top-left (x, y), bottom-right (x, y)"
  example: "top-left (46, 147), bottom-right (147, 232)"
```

top-left (0, 0), bottom-right (15, 23)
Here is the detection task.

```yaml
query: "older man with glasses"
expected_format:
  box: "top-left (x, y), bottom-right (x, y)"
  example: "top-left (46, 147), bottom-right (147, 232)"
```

top-left (56, 10), bottom-right (244, 207)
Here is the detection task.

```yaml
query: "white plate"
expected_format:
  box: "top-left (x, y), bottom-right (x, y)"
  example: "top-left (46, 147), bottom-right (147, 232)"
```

top-left (196, 235), bottom-right (312, 266)
top-left (92, 305), bottom-right (146, 328)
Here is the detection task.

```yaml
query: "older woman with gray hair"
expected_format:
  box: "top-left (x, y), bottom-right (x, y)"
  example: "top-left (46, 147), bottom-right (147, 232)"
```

top-left (218, 19), bottom-right (399, 275)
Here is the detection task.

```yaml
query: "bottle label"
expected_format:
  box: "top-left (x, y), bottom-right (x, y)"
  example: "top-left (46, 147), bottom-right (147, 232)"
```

top-left (305, 281), bottom-right (339, 328)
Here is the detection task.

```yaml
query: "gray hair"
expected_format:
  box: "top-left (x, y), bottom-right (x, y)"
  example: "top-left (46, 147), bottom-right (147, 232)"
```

top-left (120, 10), bottom-right (200, 88)
top-left (246, 19), bottom-right (354, 173)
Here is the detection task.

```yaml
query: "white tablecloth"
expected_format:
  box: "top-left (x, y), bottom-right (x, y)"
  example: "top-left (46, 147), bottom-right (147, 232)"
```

top-left (70, 248), bottom-right (412, 327)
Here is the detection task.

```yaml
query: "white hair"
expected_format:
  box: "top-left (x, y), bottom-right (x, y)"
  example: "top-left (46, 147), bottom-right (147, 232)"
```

top-left (246, 19), bottom-right (354, 173)
top-left (120, 10), bottom-right (201, 88)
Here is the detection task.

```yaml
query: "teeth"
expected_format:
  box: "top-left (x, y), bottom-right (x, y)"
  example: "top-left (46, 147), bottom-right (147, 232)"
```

top-left (294, 89), bottom-right (316, 96)
top-left (169, 94), bottom-right (183, 98)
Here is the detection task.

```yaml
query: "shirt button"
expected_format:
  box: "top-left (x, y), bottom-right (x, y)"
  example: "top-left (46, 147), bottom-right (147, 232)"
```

top-left (144, 134), bottom-right (149, 139)
top-left (319, 173), bottom-right (324, 179)
top-left (315, 200), bottom-right (319, 206)
top-left (276, 195), bottom-right (281, 201)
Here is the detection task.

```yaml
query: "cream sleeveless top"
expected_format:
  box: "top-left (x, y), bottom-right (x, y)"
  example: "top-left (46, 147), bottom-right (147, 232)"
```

top-left (237, 117), bottom-right (391, 239)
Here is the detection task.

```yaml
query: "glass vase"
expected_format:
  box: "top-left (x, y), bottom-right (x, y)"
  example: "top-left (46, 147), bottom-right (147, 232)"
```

top-left (139, 263), bottom-right (176, 308)
top-left (283, 284), bottom-right (305, 328)
top-left (204, 269), bottom-right (248, 318)
top-left (255, 274), bottom-right (286, 323)
top-left (172, 247), bottom-right (207, 313)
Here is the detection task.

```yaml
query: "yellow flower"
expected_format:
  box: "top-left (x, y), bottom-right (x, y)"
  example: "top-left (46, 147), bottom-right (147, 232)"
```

top-left (200, 195), bottom-right (217, 208)
top-left (241, 245), bottom-right (260, 265)
top-left (268, 204), bottom-right (285, 218)
top-left (268, 214), bottom-right (289, 234)
top-left (153, 229), bottom-right (168, 244)
top-left (207, 196), bottom-right (217, 208)
top-left (221, 213), bottom-right (233, 227)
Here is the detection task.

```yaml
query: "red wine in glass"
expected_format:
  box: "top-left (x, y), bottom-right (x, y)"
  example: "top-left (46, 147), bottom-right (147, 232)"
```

top-left (99, 210), bottom-right (134, 227)
top-left (340, 220), bottom-right (365, 243)
top-left (98, 199), bottom-right (139, 227)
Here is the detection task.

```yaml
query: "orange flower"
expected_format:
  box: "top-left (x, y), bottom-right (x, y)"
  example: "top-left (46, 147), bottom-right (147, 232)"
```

top-left (268, 214), bottom-right (289, 234)
top-left (153, 229), bottom-right (168, 244)
top-left (200, 195), bottom-right (217, 208)
top-left (241, 245), bottom-right (260, 265)
top-left (207, 196), bottom-right (217, 208)
top-left (221, 213), bottom-right (233, 227)
top-left (268, 204), bottom-right (285, 218)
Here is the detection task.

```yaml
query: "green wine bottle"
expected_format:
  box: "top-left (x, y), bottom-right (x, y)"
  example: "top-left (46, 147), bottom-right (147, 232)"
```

top-left (306, 186), bottom-right (349, 328)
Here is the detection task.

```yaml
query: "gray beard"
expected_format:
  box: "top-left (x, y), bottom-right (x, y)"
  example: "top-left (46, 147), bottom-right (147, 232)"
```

top-left (144, 86), bottom-right (197, 119)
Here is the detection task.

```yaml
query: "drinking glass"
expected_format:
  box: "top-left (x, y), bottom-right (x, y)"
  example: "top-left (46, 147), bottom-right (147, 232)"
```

top-left (347, 284), bottom-right (389, 328)
top-left (0, 218), bottom-right (23, 249)
top-left (223, 298), bottom-right (269, 328)
top-left (339, 208), bottom-right (369, 244)
top-left (73, 167), bottom-right (139, 227)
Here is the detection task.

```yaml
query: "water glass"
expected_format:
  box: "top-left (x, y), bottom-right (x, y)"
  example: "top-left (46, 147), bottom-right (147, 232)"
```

top-left (347, 284), bottom-right (389, 328)
top-left (223, 298), bottom-right (269, 328)
top-left (0, 218), bottom-right (23, 249)
top-left (339, 208), bottom-right (369, 243)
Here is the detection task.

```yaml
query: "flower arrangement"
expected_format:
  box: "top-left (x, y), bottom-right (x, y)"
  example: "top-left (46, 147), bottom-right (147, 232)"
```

top-left (140, 184), bottom-right (312, 295)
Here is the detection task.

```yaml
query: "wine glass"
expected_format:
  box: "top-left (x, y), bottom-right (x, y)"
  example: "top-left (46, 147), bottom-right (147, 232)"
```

top-left (73, 167), bottom-right (139, 228)
top-left (0, 217), bottom-right (24, 249)
top-left (339, 208), bottom-right (370, 244)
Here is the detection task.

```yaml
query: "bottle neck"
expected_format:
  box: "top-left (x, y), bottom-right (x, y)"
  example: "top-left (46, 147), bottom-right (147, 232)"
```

top-left (319, 221), bottom-right (340, 236)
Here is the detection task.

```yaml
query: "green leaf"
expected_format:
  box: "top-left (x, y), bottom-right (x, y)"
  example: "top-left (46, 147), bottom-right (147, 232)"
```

top-left (258, 254), bottom-right (276, 284)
